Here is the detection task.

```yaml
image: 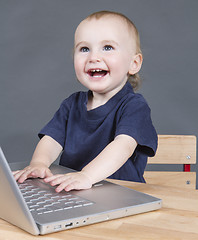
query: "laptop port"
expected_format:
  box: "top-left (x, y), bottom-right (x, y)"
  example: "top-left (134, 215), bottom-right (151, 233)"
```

top-left (54, 225), bottom-right (61, 230)
top-left (65, 222), bottom-right (73, 228)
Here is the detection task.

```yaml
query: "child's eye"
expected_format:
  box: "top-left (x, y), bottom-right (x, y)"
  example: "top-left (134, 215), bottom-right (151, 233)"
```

top-left (103, 45), bottom-right (114, 51)
top-left (80, 47), bottom-right (89, 52)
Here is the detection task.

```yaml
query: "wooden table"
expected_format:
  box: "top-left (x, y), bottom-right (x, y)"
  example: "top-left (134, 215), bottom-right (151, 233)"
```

top-left (0, 179), bottom-right (198, 240)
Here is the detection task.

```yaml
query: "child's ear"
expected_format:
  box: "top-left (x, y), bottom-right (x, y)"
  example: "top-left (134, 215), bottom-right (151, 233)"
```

top-left (129, 53), bottom-right (143, 75)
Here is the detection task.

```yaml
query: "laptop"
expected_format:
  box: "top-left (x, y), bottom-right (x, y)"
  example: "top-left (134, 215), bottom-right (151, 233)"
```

top-left (0, 147), bottom-right (162, 235)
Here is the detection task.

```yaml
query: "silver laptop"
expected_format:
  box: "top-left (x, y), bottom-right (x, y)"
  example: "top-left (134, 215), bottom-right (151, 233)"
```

top-left (0, 147), bottom-right (162, 235)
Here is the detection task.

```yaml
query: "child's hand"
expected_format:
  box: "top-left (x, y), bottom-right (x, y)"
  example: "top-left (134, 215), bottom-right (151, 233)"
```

top-left (44, 171), bottom-right (92, 192)
top-left (13, 163), bottom-right (53, 183)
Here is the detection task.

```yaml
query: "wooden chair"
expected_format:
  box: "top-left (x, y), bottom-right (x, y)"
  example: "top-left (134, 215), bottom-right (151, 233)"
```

top-left (144, 135), bottom-right (197, 189)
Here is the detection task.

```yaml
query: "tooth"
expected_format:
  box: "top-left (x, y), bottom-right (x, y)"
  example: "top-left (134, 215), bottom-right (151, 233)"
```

top-left (90, 69), bottom-right (103, 73)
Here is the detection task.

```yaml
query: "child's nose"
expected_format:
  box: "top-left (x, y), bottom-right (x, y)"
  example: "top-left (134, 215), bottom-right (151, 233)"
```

top-left (88, 51), bottom-right (101, 63)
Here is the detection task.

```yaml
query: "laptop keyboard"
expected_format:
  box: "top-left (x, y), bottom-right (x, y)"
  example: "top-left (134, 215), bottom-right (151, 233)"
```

top-left (17, 179), bottom-right (94, 215)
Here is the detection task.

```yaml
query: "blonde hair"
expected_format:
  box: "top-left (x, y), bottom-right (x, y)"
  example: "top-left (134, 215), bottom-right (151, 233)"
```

top-left (85, 11), bottom-right (142, 91)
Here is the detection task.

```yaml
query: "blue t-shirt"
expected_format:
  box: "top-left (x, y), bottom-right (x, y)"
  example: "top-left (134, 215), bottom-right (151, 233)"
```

top-left (39, 82), bottom-right (157, 183)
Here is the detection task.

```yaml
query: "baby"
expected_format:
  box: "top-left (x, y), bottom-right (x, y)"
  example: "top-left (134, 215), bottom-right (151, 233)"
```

top-left (14, 11), bottom-right (157, 192)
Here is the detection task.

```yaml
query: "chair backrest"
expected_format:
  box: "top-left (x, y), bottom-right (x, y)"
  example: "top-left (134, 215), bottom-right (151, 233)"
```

top-left (144, 135), bottom-right (197, 189)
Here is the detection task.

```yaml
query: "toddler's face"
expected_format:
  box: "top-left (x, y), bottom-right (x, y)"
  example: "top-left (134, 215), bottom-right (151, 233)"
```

top-left (74, 16), bottom-right (142, 96)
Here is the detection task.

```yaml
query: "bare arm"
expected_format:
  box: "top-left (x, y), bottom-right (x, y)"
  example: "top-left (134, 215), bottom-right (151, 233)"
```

top-left (45, 134), bottom-right (137, 192)
top-left (82, 134), bottom-right (137, 183)
top-left (13, 135), bottom-right (63, 183)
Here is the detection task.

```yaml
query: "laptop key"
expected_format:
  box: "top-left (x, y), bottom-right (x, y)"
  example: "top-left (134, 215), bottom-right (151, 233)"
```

top-left (18, 180), bottom-right (95, 215)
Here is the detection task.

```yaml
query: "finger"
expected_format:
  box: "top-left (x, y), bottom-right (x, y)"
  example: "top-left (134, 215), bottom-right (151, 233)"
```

top-left (44, 174), bottom-right (65, 184)
top-left (18, 166), bottom-right (41, 182)
top-left (55, 179), bottom-right (77, 193)
top-left (44, 175), bottom-right (58, 182)
top-left (17, 170), bottom-right (32, 183)
top-left (12, 170), bottom-right (21, 180)
top-left (13, 169), bottom-right (28, 182)
top-left (64, 181), bottom-right (79, 192)
top-left (50, 175), bottom-right (71, 187)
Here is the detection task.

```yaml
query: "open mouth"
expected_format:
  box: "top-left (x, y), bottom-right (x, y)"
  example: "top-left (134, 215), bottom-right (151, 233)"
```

top-left (87, 69), bottom-right (108, 78)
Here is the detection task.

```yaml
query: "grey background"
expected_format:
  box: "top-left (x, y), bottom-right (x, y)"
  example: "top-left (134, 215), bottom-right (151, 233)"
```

top-left (1, 0), bottom-right (198, 186)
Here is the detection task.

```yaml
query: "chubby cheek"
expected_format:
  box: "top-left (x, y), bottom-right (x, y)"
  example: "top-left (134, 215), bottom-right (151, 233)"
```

top-left (74, 57), bottom-right (84, 80)
top-left (108, 57), bottom-right (126, 75)
top-left (111, 55), bottom-right (132, 76)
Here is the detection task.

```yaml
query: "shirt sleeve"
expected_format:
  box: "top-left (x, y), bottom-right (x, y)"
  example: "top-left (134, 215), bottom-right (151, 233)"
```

top-left (115, 97), bottom-right (158, 157)
top-left (38, 96), bottom-right (73, 148)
